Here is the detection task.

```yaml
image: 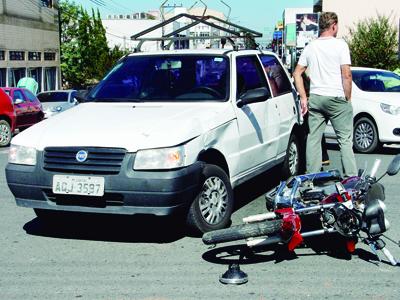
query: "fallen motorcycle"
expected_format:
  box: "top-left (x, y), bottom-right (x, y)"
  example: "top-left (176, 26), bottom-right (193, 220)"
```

top-left (202, 154), bottom-right (400, 284)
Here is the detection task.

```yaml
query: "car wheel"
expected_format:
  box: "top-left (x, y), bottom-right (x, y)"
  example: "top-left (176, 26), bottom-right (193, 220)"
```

top-left (353, 117), bottom-right (379, 153)
top-left (0, 119), bottom-right (12, 147)
top-left (186, 164), bottom-right (234, 234)
top-left (282, 134), bottom-right (300, 178)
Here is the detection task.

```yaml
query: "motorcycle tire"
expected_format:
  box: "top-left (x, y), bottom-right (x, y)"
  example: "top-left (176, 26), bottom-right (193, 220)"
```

top-left (202, 219), bottom-right (283, 245)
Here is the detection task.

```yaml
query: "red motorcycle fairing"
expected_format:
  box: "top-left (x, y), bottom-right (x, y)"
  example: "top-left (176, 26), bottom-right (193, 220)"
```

top-left (275, 208), bottom-right (303, 251)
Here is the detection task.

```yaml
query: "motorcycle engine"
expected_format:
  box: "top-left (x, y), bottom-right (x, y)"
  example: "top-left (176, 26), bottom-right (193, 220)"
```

top-left (328, 204), bottom-right (362, 237)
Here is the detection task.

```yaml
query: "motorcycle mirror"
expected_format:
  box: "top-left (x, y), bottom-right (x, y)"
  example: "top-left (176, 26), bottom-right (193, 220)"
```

top-left (386, 154), bottom-right (400, 176)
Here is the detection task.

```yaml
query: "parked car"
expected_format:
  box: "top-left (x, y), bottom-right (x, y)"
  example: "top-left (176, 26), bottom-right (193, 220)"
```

top-left (0, 89), bottom-right (16, 147)
top-left (37, 90), bottom-right (78, 118)
top-left (325, 67), bottom-right (400, 153)
top-left (6, 49), bottom-right (304, 233)
top-left (0, 87), bottom-right (44, 146)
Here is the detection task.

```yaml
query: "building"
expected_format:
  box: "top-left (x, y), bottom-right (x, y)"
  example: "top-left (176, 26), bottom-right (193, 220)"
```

top-left (0, 0), bottom-right (61, 92)
top-left (313, 0), bottom-right (400, 39)
top-left (102, 7), bottom-right (230, 52)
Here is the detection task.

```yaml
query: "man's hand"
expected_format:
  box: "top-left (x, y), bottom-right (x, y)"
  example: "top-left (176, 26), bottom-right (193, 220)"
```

top-left (300, 97), bottom-right (308, 116)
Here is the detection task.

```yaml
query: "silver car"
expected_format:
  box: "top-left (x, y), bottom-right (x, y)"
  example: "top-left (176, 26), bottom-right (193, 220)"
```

top-left (37, 90), bottom-right (78, 118)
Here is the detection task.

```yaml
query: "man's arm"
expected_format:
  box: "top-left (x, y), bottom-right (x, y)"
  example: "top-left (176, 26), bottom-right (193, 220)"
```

top-left (293, 64), bottom-right (308, 115)
top-left (341, 64), bottom-right (352, 101)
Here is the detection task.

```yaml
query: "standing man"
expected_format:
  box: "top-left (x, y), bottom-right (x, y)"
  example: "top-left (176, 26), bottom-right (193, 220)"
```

top-left (293, 12), bottom-right (357, 176)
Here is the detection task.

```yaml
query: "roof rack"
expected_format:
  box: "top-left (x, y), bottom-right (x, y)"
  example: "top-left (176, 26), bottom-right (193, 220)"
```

top-left (131, 13), bottom-right (262, 52)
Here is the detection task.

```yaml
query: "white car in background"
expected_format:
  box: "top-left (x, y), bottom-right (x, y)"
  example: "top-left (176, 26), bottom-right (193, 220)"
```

top-left (325, 67), bottom-right (400, 153)
top-left (37, 90), bottom-right (78, 118)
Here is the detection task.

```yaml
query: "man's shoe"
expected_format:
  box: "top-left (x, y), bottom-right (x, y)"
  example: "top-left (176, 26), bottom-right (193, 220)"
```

top-left (322, 160), bottom-right (330, 166)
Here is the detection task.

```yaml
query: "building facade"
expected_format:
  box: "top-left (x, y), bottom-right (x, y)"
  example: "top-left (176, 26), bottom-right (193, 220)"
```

top-left (314, 0), bottom-right (400, 39)
top-left (0, 0), bottom-right (61, 92)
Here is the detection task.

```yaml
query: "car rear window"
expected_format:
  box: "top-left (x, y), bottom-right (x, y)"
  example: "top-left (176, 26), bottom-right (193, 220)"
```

top-left (88, 55), bottom-right (230, 102)
top-left (37, 92), bottom-right (69, 102)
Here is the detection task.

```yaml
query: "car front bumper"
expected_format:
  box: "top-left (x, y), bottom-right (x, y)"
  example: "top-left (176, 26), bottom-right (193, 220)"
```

top-left (5, 153), bottom-right (203, 216)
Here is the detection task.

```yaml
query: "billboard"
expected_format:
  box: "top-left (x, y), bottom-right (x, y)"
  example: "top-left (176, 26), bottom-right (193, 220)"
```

top-left (296, 13), bottom-right (319, 48)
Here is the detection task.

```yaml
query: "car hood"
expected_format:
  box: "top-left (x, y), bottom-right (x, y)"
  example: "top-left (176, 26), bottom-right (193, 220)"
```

top-left (12, 102), bottom-right (236, 152)
top-left (356, 91), bottom-right (400, 106)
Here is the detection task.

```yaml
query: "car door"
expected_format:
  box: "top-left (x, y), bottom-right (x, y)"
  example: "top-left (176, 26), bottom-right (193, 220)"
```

top-left (22, 89), bottom-right (42, 124)
top-left (12, 89), bottom-right (30, 128)
top-left (233, 54), bottom-right (280, 173)
top-left (259, 54), bottom-right (298, 156)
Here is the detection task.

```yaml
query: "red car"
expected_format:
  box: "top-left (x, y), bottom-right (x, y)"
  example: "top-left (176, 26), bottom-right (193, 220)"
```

top-left (0, 87), bottom-right (44, 147)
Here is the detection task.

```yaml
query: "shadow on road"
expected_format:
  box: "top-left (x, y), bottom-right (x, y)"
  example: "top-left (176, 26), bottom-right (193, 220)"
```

top-left (23, 213), bottom-right (186, 243)
top-left (326, 142), bottom-right (400, 155)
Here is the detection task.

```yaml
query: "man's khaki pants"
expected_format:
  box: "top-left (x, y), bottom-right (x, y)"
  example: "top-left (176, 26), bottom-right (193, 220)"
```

top-left (306, 94), bottom-right (358, 177)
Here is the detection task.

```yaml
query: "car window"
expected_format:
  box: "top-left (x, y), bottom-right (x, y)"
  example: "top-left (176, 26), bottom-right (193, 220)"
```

top-left (258, 54), bottom-right (292, 96)
top-left (352, 70), bottom-right (400, 92)
top-left (13, 90), bottom-right (25, 102)
top-left (236, 55), bottom-right (269, 98)
top-left (24, 89), bottom-right (38, 102)
top-left (88, 55), bottom-right (229, 102)
top-left (37, 92), bottom-right (69, 102)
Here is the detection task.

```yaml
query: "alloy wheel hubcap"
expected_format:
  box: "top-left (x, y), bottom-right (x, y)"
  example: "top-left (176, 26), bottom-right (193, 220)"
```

top-left (199, 176), bottom-right (228, 225)
top-left (355, 122), bottom-right (374, 149)
top-left (0, 124), bottom-right (10, 144)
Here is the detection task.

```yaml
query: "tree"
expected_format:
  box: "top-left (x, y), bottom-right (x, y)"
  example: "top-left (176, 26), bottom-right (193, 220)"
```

top-left (59, 0), bottom-right (127, 88)
top-left (346, 14), bottom-right (399, 70)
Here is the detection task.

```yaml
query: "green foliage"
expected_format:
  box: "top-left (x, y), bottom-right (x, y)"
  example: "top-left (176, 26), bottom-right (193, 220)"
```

top-left (346, 14), bottom-right (399, 70)
top-left (59, 0), bottom-right (128, 88)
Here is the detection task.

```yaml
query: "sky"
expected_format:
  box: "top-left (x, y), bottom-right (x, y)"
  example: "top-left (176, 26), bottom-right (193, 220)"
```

top-left (77, 0), bottom-right (314, 42)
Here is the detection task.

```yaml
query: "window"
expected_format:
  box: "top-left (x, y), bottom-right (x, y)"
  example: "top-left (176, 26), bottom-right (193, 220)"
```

top-left (28, 67), bottom-right (42, 93)
top-left (8, 68), bottom-right (26, 87)
top-left (88, 55), bottom-right (229, 102)
top-left (13, 90), bottom-right (25, 102)
top-left (38, 92), bottom-right (69, 102)
top-left (24, 89), bottom-right (38, 102)
top-left (0, 50), bottom-right (5, 60)
top-left (44, 52), bottom-right (56, 61)
top-left (9, 51), bottom-right (25, 61)
top-left (259, 55), bottom-right (292, 96)
top-left (41, 0), bottom-right (52, 8)
top-left (236, 55), bottom-right (270, 97)
top-left (352, 70), bottom-right (400, 92)
top-left (44, 67), bottom-right (57, 91)
top-left (28, 52), bottom-right (42, 61)
top-left (0, 69), bottom-right (6, 86)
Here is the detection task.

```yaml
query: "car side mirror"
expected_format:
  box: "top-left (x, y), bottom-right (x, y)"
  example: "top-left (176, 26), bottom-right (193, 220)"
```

top-left (236, 87), bottom-right (270, 108)
top-left (74, 95), bottom-right (86, 103)
top-left (14, 99), bottom-right (24, 105)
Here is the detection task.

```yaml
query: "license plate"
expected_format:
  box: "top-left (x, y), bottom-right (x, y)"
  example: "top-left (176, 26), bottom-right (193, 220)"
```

top-left (52, 175), bottom-right (105, 196)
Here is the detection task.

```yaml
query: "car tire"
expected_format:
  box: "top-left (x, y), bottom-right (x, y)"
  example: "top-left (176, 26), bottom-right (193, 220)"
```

top-left (281, 134), bottom-right (300, 178)
top-left (353, 117), bottom-right (379, 153)
top-left (186, 164), bottom-right (234, 234)
top-left (0, 119), bottom-right (12, 147)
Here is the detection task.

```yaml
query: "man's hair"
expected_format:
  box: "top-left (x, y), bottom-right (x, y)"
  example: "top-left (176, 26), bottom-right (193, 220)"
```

top-left (319, 12), bottom-right (338, 33)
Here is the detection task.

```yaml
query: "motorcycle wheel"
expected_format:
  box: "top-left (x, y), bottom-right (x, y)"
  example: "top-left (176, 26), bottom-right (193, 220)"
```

top-left (202, 219), bottom-right (283, 245)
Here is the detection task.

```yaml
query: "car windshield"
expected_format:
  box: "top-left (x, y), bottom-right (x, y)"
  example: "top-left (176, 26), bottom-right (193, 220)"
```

top-left (37, 92), bottom-right (69, 102)
top-left (87, 55), bottom-right (229, 102)
top-left (352, 70), bottom-right (400, 92)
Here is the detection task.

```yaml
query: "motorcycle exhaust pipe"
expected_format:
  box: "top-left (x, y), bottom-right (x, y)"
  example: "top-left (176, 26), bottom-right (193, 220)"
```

top-left (301, 228), bottom-right (336, 238)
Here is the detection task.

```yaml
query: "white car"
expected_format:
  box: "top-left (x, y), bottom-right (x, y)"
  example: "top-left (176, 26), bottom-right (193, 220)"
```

top-left (37, 90), bottom-right (78, 118)
top-left (6, 49), bottom-right (303, 233)
top-left (325, 67), bottom-right (400, 153)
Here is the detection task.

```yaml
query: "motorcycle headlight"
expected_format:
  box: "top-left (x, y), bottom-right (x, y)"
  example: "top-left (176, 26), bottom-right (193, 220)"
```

top-left (134, 146), bottom-right (185, 170)
top-left (380, 103), bottom-right (400, 115)
top-left (8, 144), bottom-right (37, 166)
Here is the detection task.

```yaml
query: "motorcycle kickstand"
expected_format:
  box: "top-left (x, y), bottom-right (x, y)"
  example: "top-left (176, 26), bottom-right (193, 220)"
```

top-left (219, 250), bottom-right (249, 285)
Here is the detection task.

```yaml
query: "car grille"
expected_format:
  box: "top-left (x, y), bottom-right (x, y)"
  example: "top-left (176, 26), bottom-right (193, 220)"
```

top-left (43, 147), bottom-right (126, 174)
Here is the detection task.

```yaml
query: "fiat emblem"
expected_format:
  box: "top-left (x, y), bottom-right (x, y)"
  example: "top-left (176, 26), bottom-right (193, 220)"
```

top-left (76, 150), bottom-right (88, 162)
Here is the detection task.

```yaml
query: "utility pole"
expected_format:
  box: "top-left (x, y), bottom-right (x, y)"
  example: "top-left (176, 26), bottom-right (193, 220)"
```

top-left (159, 1), bottom-right (183, 49)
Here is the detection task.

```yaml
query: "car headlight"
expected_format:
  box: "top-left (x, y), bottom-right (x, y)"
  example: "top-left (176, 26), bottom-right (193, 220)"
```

top-left (134, 145), bottom-right (185, 170)
top-left (380, 103), bottom-right (400, 115)
top-left (50, 106), bottom-right (63, 112)
top-left (8, 145), bottom-right (37, 166)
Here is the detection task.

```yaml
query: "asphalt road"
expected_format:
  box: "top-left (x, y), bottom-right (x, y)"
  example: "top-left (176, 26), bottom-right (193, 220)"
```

top-left (0, 144), bottom-right (399, 299)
